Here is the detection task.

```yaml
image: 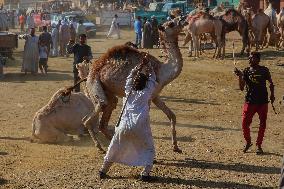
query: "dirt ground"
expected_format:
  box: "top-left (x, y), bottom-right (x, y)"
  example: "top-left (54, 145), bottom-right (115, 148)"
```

top-left (0, 28), bottom-right (283, 189)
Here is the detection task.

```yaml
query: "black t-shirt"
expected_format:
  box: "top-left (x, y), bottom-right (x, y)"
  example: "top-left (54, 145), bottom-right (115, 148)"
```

top-left (69, 44), bottom-right (92, 64)
top-left (243, 65), bottom-right (271, 104)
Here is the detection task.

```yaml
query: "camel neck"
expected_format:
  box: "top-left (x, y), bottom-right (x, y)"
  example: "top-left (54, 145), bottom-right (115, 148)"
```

top-left (159, 41), bottom-right (183, 86)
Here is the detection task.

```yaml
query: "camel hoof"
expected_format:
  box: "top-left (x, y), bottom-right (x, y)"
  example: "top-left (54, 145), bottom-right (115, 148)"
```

top-left (173, 147), bottom-right (182, 154)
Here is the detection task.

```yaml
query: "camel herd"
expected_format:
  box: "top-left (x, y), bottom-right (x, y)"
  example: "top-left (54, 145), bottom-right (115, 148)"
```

top-left (183, 2), bottom-right (284, 58)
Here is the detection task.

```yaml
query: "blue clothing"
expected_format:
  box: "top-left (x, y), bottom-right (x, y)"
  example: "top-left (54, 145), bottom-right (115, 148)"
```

top-left (134, 20), bottom-right (142, 34)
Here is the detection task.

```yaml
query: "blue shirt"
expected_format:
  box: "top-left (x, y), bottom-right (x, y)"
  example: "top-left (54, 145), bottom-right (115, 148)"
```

top-left (134, 20), bottom-right (142, 34)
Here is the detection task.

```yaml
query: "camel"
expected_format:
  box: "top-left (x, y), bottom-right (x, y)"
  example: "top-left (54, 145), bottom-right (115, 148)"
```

top-left (248, 11), bottom-right (274, 51)
top-left (277, 8), bottom-right (284, 48)
top-left (219, 9), bottom-right (250, 56)
top-left (31, 62), bottom-right (105, 152)
top-left (264, 3), bottom-right (277, 28)
top-left (82, 17), bottom-right (188, 153)
top-left (183, 12), bottom-right (223, 58)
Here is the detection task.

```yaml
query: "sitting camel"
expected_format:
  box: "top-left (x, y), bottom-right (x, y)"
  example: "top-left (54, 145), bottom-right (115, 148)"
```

top-left (31, 62), bottom-right (105, 152)
top-left (82, 17), bottom-right (188, 153)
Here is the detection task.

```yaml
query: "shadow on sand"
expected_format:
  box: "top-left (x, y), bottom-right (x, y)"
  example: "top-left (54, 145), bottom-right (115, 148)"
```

top-left (0, 136), bottom-right (30, 141)
top-left (147, 176), bottom-right (271, 189)
top-left (0, 178), bottom-right (8, 186)
top-left (1, 72), bottom-right (73, 83)
top-left (151, 121), bottom-right (240, 132)
top-left (160, 96), bottom-right (220, 105)
top-left (157, 158), bottom-right (280, 175)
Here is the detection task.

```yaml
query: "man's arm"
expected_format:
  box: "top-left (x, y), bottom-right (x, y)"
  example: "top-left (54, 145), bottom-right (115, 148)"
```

top-left (234, 68), bottom-right (245, 91)
top-left (267, 70), bottom-right (275, 103)
top-left (66, 42), bottom-right (76, 54)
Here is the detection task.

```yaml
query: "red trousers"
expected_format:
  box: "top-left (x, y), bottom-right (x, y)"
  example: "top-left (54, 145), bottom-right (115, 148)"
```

top-left (242, 103), bottom-right (268, 146)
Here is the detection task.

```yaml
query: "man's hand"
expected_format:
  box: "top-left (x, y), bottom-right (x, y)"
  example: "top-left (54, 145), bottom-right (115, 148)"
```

top-left (234, 68), bottom-right (243, 77)
top-left (270, 95), bottom-right (275, 104)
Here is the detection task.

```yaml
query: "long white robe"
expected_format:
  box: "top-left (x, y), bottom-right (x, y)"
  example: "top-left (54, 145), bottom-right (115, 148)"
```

top-left (104, 69), bottom-right (157, 167)
top-left (107, 17), bottom-right (120, 38)
top-left (51, 27), bottom-right (59, 57)
top-left (22, 35), bottom-right (39, 73)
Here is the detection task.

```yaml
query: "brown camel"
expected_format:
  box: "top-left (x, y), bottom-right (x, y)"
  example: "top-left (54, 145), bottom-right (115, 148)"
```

top-left (184, 12), bottom-right (223, 58)
top-left (83, 17), bottom-right (188, 153)
top-left (219, 9), bottom-right (250, 57)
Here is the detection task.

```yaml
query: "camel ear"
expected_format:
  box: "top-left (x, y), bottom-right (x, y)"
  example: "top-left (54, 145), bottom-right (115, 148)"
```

top-left (158, 25), bottom-right (165, 31)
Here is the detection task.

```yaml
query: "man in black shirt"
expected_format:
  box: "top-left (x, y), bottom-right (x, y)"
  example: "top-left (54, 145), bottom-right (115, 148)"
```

top-left (67, 34), bottom-right (93, 92)
top-left (234, 52), bottom-right (275, 154)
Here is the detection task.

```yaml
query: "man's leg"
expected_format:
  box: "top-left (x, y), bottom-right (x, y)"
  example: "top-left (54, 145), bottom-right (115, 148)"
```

top-left (141, 165), bottom-right (153, 176)
top-left (256, 103), bottom-right (268, 153)
top-left (99, 161), bottom-right (113, 179)
top-left (242, 103), bottom-right (257, 152)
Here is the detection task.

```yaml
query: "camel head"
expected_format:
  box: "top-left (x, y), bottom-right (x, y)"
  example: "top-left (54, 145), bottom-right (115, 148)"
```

top-left (76, 61), bottom-right (89, 79)
top-left (158, 16), bottom-right (188, 43)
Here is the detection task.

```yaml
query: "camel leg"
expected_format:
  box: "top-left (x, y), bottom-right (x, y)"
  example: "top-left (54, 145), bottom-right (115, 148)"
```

top-left (35, 126), bottom-right (73, 144)
top-left (189, 40), bottom-right (193, 57)
top-left (83, 104), bottom-right (105, 153)
top-left (99, 94), bottom-right (118, 140)
top-left (152, 96), bottom-right (182, 153)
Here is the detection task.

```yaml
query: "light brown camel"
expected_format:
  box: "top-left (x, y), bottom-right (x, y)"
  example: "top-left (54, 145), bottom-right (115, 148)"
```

top-left (83, 17), bottom-right (188, 153)
top-left (251, 11), bottom-right (274, 51)
top-left (184, 12), bottom-right (223, 58)
top-left (31, 62), bottom-right (105, 152)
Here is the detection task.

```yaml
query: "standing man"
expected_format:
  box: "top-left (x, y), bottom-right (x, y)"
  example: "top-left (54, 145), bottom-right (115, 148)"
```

top-left (134, 16), bottom-right (142, 48)
top-left (70, 23), bottom-right (76, 42)
top-left (99, 61), bottom-right (157, 181)
top-left (76, 20), bottom-right (86, 42)
top-left (142, 19), bottom-right (153, 49)
top-left (39, 26), bottom-right (52, 56)
top-left (234, 52), bottom-right (275, 154)
top-left (151, 15), bottom-right (159, 48)
top-left (67, 34), bottom-right (92, 92)
top-left (51, 23), bottom-right (59, 57)
top-left (21, 28), bottom-right (39, 75)
top-left (19, 14), bottom-right (25, 32)
top-left (107, 14), bottom-right (120, 39)
top-left (26, 13), bottom-right (35, 32)
top-left (59, 20), bottom-right (70, 57)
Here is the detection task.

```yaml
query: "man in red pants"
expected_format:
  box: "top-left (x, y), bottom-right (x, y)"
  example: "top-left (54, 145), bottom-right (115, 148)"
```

top-left (234, 52), bottom-right (275, 154)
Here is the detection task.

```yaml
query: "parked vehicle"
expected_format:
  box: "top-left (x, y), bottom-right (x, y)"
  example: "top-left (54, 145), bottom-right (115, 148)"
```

top-left (134, 1), bottom-right (194, 24)
top-left (51, 12), bottom-right (96, 37)
top-left (0, 32), bottom-right (18, 58)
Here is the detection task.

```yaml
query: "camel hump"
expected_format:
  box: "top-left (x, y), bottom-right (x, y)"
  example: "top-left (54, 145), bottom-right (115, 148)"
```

top-left (91, 44), bottom-right (161, 80)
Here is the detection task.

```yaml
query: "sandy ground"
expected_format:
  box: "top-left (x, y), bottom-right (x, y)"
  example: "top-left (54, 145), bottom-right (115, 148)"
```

top-left (0, 28), bottom-right (283, 189)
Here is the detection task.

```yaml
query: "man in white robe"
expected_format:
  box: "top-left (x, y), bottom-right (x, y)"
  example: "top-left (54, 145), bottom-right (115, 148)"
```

top-left (51, 24), bottom-right (59, 57)
top-left (107, 14), bottom-right (120, 39)
top-left (21, 28), bottom-right (39, 74)
top-left (99, 62), bottom-right (157, 181)
top-left (59, 20), bottom-right (70, 57)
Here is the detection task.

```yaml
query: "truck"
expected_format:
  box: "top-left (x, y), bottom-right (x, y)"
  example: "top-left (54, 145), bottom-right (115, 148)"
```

top-left (134, 1), bottom-right (194, 24)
